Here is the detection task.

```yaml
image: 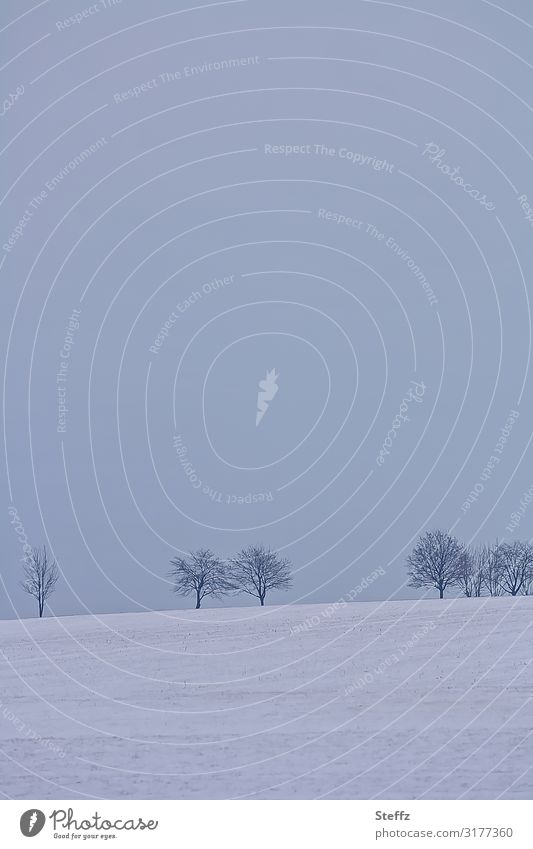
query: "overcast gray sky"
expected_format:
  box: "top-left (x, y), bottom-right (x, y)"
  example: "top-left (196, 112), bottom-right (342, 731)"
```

top-left (1, 0), bottom-right (533, 619)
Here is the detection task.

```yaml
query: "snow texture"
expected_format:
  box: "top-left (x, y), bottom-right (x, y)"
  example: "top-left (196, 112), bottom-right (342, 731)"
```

top-left (0, 597), bottom-right (531, 799)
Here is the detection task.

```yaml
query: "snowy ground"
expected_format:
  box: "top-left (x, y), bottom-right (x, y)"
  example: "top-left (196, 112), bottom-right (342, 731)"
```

top-left (0, 597), bottom-right (531, 799)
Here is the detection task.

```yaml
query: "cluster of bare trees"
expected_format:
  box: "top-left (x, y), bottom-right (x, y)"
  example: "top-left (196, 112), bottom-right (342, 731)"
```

top-left (169, 544), bottom-right (292, 608)
top-left (407, 530), bottom-right (533, 599)
top-left (20, 531), bottom-right (530, 619)
top-left (18, 542), bottom-right (292, 618)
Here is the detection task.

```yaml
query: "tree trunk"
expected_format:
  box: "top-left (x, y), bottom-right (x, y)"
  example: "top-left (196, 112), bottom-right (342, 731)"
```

top-left (195, 592), bottom-right (201, 609)
top-left (439, 587), bottom-right (444, 599)
top-left (260, 596), bottom-right (265, 606)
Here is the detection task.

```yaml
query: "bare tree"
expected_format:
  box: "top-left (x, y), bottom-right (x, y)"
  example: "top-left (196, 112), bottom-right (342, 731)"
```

top-left (482, 541), bottom-right (505, 596)
top-left (21, 546), bottom-right (59, 618)
top-left (230, 544), bottom-right (292, 606)
top-left (457, 547), bottom-right (484, 597)
top-left (406, 530), bottom-right (464, 599)
top-left (471, 548), bottom-right (486, 597)
top-left (169, 549), bottom-right (232, 609)
top-left (497, 541), bottom-right (533, 596)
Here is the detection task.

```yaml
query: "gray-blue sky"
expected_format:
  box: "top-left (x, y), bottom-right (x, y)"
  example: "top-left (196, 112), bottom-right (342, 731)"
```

top-left (1, 0), bottom-right (533, 618)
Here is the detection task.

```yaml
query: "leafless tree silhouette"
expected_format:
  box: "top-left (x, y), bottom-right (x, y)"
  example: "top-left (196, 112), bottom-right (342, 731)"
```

top-left (230, 544), bottom-right (292, 606)
top-left (482, 541), bottom-right (505, 596)
top-left (497, 541), bottom-right (533, 596)
top-left (457, 547), bottom-right (485, 597)
top-left (169, 549), bottom-right (232, 609)
top-left (407, 530), bottom-right (464, 599)
top-left (21, 546), bottom-right (60, 618)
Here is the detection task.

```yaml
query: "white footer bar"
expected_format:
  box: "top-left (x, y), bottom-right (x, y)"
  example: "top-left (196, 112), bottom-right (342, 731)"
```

top-left (2, 799), bottom-right (531, 848)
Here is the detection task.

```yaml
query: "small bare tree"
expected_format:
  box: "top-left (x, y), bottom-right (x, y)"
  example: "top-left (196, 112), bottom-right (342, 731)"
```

top-left (498, 541), bottom-right (533, 596)
top-left (21, 545), bottom-right (59, 618)
top-left (406, 529), bottom-right (464, 599)
top-left (169, 549), bottom-right (232, 609)
top-left (482, 541), bottom-right (505, 596)
top-left (457, 547), bottom-right (484, 597)
top-left (230, 544), bottom-right (292, 606)
top-left (471, 548), bottom-right (486, 597)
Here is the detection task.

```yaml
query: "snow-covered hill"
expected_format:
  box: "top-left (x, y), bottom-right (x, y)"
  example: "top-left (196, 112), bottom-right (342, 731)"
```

top-left (0, 597), bottom-right (531, 799)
